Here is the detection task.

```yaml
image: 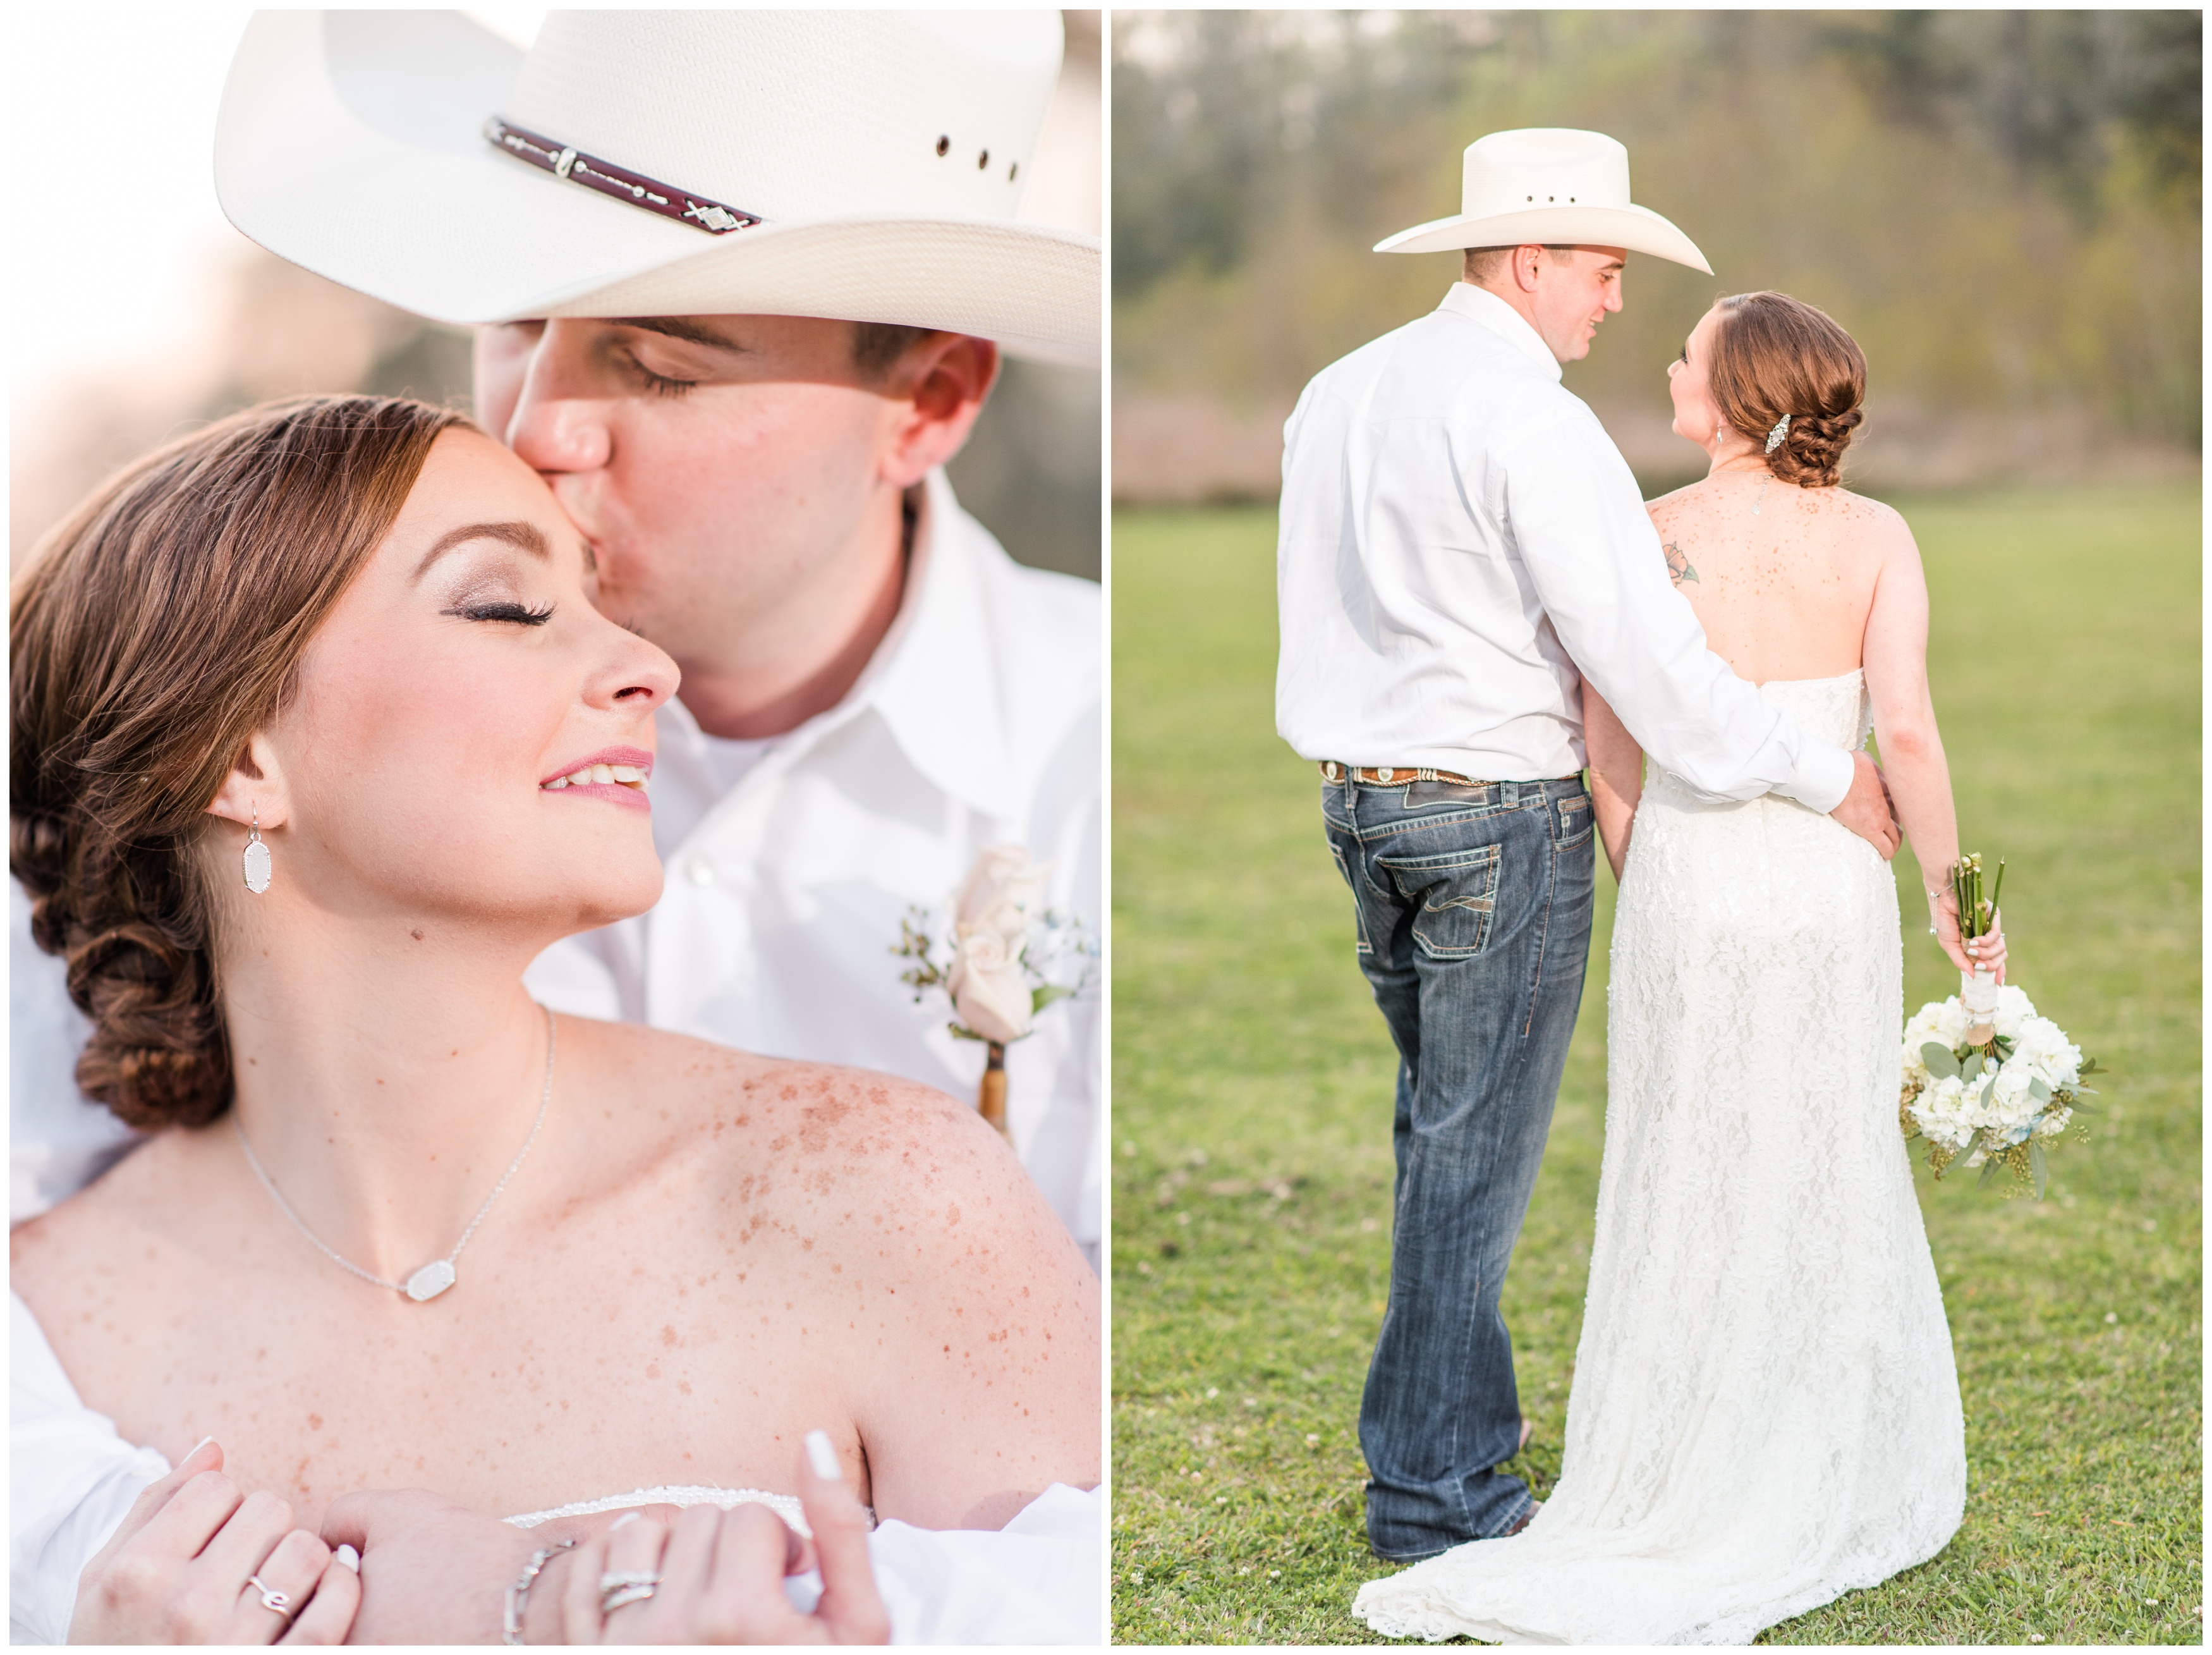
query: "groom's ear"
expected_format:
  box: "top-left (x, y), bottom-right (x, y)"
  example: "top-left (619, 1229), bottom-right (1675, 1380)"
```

top-left (1507, 243), bottom-right (1548, 293)
top-left (875, 333), bottom-right (999, 489)
top-left (204, 732), bottom-right (293, 834)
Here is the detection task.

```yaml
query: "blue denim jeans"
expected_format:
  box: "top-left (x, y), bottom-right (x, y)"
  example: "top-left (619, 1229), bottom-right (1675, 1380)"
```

top-left (1321, 771), bottom-right (1595, 1560)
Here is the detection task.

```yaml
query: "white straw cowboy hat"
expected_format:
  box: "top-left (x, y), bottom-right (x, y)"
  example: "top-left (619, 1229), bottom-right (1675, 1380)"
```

top-left (215, 11), bottom-right (1098, 365)
top-left (1375, 127), bottom-right (1711, 274)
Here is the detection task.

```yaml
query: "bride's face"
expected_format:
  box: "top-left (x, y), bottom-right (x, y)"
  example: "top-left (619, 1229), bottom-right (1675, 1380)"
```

top-left (1667, 307), bottom-right (1725, 447)
top-left (239, 430), bottom-right (679, 940)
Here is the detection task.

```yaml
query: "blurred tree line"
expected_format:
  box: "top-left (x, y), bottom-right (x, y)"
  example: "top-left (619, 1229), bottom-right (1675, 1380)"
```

top-left (1113, 10), bottom-right (2200, 475)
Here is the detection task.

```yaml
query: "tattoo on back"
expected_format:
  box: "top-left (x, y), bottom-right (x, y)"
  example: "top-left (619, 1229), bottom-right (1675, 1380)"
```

top-left (1663, 540), bottom-right (1700, 585)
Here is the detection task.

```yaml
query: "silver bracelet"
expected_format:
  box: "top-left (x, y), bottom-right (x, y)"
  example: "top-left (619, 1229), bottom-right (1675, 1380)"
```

top-left (504, 1539), bottom-right (578, 1646)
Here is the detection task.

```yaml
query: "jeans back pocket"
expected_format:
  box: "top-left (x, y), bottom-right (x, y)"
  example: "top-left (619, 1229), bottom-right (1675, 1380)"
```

top-left (1375, 842), bottom-right (1504, 960)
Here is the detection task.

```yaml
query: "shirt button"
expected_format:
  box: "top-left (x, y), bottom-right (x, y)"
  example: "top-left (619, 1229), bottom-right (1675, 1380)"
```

top-left (687, 857), bottom-right (717, 886)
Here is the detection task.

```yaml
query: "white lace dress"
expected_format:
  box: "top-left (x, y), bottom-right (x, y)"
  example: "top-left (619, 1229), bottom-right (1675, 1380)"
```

top-left (1354, 672), bottom-right (1965, 1645)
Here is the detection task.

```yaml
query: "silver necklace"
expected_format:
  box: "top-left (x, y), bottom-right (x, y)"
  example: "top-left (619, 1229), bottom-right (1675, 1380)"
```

top-left (234, 1006), bottom-right (557, 1304)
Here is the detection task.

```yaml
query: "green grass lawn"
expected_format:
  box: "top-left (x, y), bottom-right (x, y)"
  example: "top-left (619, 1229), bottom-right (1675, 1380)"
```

top-left (1109, 484), bottom-right (2202, 1644)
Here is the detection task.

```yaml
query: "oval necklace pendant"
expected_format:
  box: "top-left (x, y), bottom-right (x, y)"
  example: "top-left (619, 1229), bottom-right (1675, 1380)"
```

top-left (405, 1260), bottom-right (458, 1302)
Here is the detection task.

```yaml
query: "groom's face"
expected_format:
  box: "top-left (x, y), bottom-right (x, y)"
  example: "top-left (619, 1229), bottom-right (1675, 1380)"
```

top-left (471, 315), bottom-right (961, 690)
top-left (1528, 246), bottom-right (1628, 364)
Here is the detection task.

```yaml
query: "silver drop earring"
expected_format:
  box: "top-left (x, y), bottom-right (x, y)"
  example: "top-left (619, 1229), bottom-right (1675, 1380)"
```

top-left (243, 806), bottom-right (272, 895)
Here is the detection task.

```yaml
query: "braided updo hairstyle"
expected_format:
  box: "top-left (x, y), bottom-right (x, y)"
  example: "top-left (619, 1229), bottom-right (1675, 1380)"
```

top-left (1706, 291), bottom-right (1868, 488)
top-left (11, 395), bottom-right (471, 1130)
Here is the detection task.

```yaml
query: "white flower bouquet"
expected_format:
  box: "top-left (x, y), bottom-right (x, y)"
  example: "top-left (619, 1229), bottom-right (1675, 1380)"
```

top-left (1899, 982), bottom-right (2101, 1200)
top-left (893, 845), bottom-right (1096, 1137)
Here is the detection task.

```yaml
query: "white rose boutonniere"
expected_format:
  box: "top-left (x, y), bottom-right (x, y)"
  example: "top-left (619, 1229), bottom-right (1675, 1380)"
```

top-left (894, 844), bottom-right (1096, 1137)
top-left (947, 927), bottom-right (1034, 1045)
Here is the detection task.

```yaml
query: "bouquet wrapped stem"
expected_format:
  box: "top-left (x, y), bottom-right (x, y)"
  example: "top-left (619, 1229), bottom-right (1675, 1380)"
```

top-left (1951, 853), bottom-right (2005, 1046)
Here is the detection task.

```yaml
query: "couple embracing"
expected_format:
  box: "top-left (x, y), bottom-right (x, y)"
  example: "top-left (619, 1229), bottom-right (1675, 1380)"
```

top-left (11, 12), bottom-right (1098, 1646)
top-left (1277, 128), bottom-right (2006, 1643)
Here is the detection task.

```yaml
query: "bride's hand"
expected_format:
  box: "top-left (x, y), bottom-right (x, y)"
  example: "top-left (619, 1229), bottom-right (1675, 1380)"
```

top-left (1969, 907), bottom-right (2007, 984)
top-left (562, 1431), bottom-right (889, 1644)
top-left (1928, 890), bottom-right (2006, 984)
top-left (70, 1438), bottom-right (358, 1644)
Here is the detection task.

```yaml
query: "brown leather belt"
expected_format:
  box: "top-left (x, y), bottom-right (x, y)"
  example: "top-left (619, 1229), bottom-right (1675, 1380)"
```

top-left (1320, 761), bottom-right (1487, 786)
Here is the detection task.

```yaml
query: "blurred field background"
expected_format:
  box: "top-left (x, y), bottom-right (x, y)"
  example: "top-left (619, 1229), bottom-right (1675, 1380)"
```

top-left (1110, 487), bottom-right (2201, 1643)
top-left (8, 8), bottom-right (1101, 580)
top-left (1108, 6), bottom-right (2201, 1644)
top-left (1110, 9), bottom-right (2199, 503)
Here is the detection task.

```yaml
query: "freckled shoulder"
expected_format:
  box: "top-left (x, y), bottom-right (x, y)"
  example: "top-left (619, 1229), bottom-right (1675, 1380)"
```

top-left (1828, 487), bottom-right (1917, 558)
top-left (1845, 488), bottom-right (1910, 532)
top-left (568, 1018), bottom-right (1073, 1282)
top-left (1644, 481), bottom-right (1703, 527)
top-left (7, 1127), bottom-right (204, 1328)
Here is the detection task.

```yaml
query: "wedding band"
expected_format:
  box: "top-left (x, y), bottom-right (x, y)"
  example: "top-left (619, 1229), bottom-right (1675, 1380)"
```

top-left (246, 1573), bottom-right (293, 1618)
top-left (599, 1569), bottom-right (662, 1615)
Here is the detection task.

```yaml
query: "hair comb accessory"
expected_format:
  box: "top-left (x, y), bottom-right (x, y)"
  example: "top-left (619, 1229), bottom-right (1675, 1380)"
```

top-left (1765, 414), bottom-right (1792, 454)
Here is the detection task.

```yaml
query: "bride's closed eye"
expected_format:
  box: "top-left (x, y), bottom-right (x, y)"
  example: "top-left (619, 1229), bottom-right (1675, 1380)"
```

top-left (442, 596), bottom-right (556, 626)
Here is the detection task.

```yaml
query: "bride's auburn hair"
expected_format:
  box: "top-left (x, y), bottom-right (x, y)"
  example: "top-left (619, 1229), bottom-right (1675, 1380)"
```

top-left (1708, 292), bottom-right (1868, 489)
top-left (11, 395), bottom-right (473, 1130)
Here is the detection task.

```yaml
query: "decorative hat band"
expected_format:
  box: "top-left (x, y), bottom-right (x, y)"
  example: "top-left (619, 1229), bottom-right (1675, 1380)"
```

top-left (483, 118), bottom-right (762, 236)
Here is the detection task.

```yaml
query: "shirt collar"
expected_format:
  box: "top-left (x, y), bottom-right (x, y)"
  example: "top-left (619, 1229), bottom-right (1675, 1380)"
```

top-left (1436, 282), bottom-right (1564, 382)
top-left (858, 468), bottom-right (1018, 818)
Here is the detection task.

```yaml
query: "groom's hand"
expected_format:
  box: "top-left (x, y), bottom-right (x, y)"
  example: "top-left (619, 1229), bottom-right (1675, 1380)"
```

top-left (1830, 752), bottom-right (1900, 860)
top-left (320, 1489), bottom-right (629, 1644)
top-left (319, 1489), bottom-right (532, 1644)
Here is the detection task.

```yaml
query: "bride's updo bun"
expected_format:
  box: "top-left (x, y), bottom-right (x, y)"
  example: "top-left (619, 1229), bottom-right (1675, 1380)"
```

top-left (11, 396), bottom-right (471, 1129)
top-left (1708, 291), bottom-right (1867, 489)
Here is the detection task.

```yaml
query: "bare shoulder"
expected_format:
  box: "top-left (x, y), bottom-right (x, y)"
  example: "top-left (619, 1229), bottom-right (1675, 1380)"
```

top-left (576, 1019), bottom-right (1077, 1278)
top-left (1644, 479), bottom-right (1705, 527)
top-left (1830, 487), bottom-right (1917, 555)
top-left (576, 1018), bottom-right (991, 1170)
top-left (9, 1129), bottom-right (197, 1316)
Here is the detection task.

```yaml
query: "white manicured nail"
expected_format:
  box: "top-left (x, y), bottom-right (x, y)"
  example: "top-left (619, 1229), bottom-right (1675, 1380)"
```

top-left (805, 1429), bottom-right (843, 1482)
top-left (609, 1510), bottom-right (642, 1530)
top-left (335, 1544), bottom-right (360, 1573)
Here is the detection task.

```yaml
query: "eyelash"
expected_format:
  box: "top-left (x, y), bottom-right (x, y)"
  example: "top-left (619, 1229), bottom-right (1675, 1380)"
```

top-left (626, 351), bottom-right (698, 399)
top-left (451, 601), bottom-right (554, 626)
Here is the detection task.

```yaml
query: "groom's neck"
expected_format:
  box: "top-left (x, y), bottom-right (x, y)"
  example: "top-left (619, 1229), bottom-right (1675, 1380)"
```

top-left (670, 482), bottom-right (913, 742)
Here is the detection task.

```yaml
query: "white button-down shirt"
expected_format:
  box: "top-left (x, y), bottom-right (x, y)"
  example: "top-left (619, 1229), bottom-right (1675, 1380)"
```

top-left (1275, 282), bottom-right (1853, 811)
top-left (11, 472), bottom-right (1102, 1259)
